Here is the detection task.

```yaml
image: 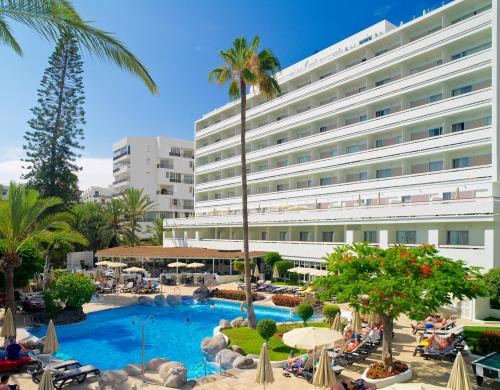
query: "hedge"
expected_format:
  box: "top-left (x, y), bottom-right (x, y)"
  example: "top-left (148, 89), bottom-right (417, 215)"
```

top-left (477, 330), bottom-right (500, 355)
top-left (212, 289), bottom-right (264, 301)
top-left (272, 294), bottom-right (301, 307)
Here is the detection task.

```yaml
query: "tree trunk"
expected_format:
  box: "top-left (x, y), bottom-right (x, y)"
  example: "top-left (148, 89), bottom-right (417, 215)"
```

top-left (379, 312), bottom-right (394, 370)
top-left (4, 265), bottom-right (16, 314)
top-left (239, 79), bottom-right (257, 329)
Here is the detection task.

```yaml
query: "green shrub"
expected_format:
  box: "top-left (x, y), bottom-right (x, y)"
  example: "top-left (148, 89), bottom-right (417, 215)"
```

top-left (484, 268), bottom-right (500, 310)
top-left (322, 304), bottom-right (340, 324)
top-left (274, 260), bottom-right (294, 277)
top-left (256, 319), bottom-right (277, 341)
top-left (263, 252), bottom-right (282, 268)
top-left (477, 330), bottom-right (500, 355)
top-left (289, 272), bottom-right (299, 284)
top-left (44, 273), bottom-right (95, 310)
top-left (233, 260), bottom-right (254, 273)
top-left (297, 303), bottom-right (314, 325)
top-left (0, 240), bottom-right (44, 288)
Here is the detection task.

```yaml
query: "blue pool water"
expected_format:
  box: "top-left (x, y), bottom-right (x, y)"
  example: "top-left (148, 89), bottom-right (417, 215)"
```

top-left (29, 299), bottom-right (304, 379)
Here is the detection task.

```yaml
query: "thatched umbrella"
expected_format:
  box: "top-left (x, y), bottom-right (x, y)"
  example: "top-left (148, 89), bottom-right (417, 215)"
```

top-left (447, 352), bottom-right (473, 390)
top-left (255, 343), bottom-right (274, 389)
top-left (351, 309), bottom-right (362, 332)
top-left (38, 369), bottom-right (55, 390)
top-left (312, 347), bottom-right (336, 388)
top-left (43, 320), bottom-right (59, 361)
top-left (331, 312), bottom-right (342, 332)
top-left (1, 308), bottom-right (16, 339)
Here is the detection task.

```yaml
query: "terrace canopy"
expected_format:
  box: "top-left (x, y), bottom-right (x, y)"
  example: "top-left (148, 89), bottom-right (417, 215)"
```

top-left (95, 246), bottom-right (267, 276)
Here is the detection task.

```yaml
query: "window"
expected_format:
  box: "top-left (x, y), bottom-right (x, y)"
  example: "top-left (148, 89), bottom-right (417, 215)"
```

top-left (297, 155), bottom-right (311, 164)
top-left (401, 195), bottom-right (411, 203)
top-left (113, 145), bottom-right (130, 159)
top-left (320, 177), bottom-right (333, 186)
top-left (159, 159), bottom-right (174, 169)
top-left (359, 114), bottom-right (368, 122)
top-left (171, 198), bottom-right (179, 207)
top-left (443, 192), bottom-right (452, 201)
top-left (360, 171), bottom-right (368, 181)
top-left (429, 93), bottom-right (442, 103)
top-left (279, 231), bottom-right (288, 241)
top-left (428, 127), bottom-right (442, 137)
top-left (299, 231), bottom-right (310, 242)
top-left (227, 191), bottom-right (235, 198)
top-left (277, 184), bottom-right (289, 192)
top-left (375, 139), bottom-right (384, 148)
top-left (453, 157), bottom-right (470, 169)
top-left (296, 180), bottom-right (311, 189)
top-left (364, 231), bottom-right (378, 243)
top-left (261, 232), bottom-right (267, 241)
top-left (429, 161), bottom-right (443, 172)
top-left (183, 200), bottom-right (194, 209)
top-left (447, 231), bottom-right (469, 245)
top-left (170, 147), bottom-right (181, 157)
top-left (189, 161), bottom-right (194, 168)
top-left (276, 137), bottom-right (288, 144)
top-left (183, 149), bottom-right (194, 158)
top-left (452, 85), bottom-right (472, 97)
top-left (451, 42), bottom-right (492, 60)
top-left (214, 193), bottom-right (221, 200)
top-left (346, 144), bottom-right (362, 154)
top-left (376, 168), bottom-right (392, 179)
top-left (396, 231), bottom-right (417, 244)
top-left (184, 175), bottom-right (194, 184)
top-left (319, 126), bottom-right (328, 133)
top-left (375, 108), bottom-right (391, 117)
top-left (276, 159), bottom-right (288, 168)
top-left (452, 122), bottom-right (465, 132)
top-left (322, 232), bottom-right (334, 242)
top-left (168, 172), bottom-right (181, 183)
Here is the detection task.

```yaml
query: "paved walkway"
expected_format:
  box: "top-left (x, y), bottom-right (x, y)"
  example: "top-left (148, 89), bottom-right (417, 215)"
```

top-left (8, 283), bottom-right (500, 389)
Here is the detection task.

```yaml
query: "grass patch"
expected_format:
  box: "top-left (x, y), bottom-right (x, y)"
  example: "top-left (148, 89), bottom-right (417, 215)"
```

top-left (273, 281), bottom-right (304, 287)
top-left (463, 326), bottom-right (500, 355)
top-left (222, 321), bottom-right (329, 361)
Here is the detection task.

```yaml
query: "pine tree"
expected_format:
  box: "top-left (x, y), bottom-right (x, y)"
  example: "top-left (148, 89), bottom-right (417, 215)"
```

top-left (23, 31), bottom-right (85, 205)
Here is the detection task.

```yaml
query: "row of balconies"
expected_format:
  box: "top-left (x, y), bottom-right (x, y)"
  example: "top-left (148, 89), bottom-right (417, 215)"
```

top-left (195, 5), bottom-right (491, 139)
top-left (196, 57), bottom-right (492, 167)
top-left (196, 116), bottom-right (492, 184)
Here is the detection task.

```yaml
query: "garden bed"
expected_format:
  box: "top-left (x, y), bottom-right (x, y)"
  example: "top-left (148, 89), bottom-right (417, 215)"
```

top-left (362, 362), bottom-right (412, 388)
top-left (221, 322), bottom-right (329, 361)
top-left (464, 326), bottom-right (500, 355)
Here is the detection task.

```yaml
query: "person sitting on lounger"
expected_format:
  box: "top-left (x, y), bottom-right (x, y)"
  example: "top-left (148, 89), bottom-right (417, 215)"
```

top-left (424, 333), bottom-right (457, 351)
top-left (283, 350), bottom-right (311, 373)
top-left (345, 338), bottom-right (361, 353)
top-left (0, 375), bottom-right (19, 390)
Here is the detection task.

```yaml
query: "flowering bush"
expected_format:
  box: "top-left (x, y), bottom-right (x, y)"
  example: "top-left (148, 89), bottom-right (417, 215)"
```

top-left (477, 330), bottom-right (500, 355)
top-left (272, 294), bottom-right (301, 307)
top-left (212, 289), bottom-right (263, 301)
top-left (366, 361), bottom-right (408, 379)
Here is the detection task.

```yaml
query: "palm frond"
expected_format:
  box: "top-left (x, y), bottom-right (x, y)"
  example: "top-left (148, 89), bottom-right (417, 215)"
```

top-left (0, 14), bottom-right (21, 54)
top-left (0, 0), bottom-right (157, 93)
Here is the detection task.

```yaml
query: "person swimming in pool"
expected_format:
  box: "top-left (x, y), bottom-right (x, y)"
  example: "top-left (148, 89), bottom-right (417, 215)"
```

top-left (210, 303), bottom-right (215, 310)
top-left (185, 317), bottom-right (190, 324)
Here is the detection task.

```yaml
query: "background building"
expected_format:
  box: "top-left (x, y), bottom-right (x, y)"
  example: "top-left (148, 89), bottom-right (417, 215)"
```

top-left (81, 186), bottom-right (114, 204)
top-left (113, 136), bottom-right (195, 222)
top-left (165, 0), bottom-right (498, 319)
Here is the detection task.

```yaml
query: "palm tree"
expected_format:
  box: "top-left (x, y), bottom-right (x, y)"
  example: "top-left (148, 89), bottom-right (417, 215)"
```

top-left (0, 0), bottom-right (157, 93)
top-left (147, 218), bottom-right (165, 246)
top-left (105, 198), bottom-right (124, 247)
top-left (119, 188), bottom-right (154, 247)
top-left (209, 36), bottom-right (280, 328)
top-left (0, 182), bottom-right (87, 312)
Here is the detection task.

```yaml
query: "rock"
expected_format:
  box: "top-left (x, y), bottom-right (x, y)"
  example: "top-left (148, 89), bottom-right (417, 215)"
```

top-left (219, 319), bottom-right (232, 330)
top-left (146, 357), bottom-right (169, 372)
top-left (98, 370), bottom-right (128, 387)
top-left (123, 363), bottom-right (142, 376)
top-left (230, 345), bottom-right (246, 355)
top-left (241, 319), bottom-right (248, 327)
top-left (158, 362), bottom-right (187, 388)
top-left (246, 354), bottom-right (259, 359)
top-left (201, 334), bottom-right (227, 360)
top-left (154, 294), bottom-right (168, 307)
top-left (215, 349), bottom-right (241, 370)
top-left (166, 294), bottom-right (182, 306)
top-left (52, 307), bottom-right (86, 324)
top-left (230, 316), bottom-right (245, 328)
top-left (137, 296), bottom-right (155, 306)
top-left (193, 286), bottom-right (210, 301)
top-left (163, 366), bottom-right (187, 389)
top-left (232, 355), bottom-right (256, 369)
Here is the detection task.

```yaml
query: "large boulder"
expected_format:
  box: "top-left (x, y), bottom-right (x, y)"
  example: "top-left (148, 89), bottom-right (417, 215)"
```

top-left (192, 286), bottom-right (210, 301)
top-left (154, 294), bottom-right (168, 307)
top-left (232, 355), bottom-right (256, 369)
top-left (158, 362), bottom-right (187, 389)
top-left (201, 334), bottom-right (226, 360)
top-left (137, 296), bottom-right (155, 306)
top-left (146, 357), bottom-right (169, 372)
top-left (215, 349), bottom-right (241, 370)
top-left (219, 319), bottom-right (232, 330)
top-left (166, 294), bottom-right (182, 306)
top-left (123, 363), bottom-right (142, 376)
top-left (98, 370), bottom-right (128, 387)
top-left (230, 345), bottom-right (246, 355)
top-left (230, 317), bottom-right (245, 328)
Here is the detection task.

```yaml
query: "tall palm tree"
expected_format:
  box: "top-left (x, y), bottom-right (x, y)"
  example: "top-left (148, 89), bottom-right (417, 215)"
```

top-left (105, 198), bottom-right (124, 247)
top-left (0, 182), bottom-right (87, 313)
top-left (209, 36), bottom-right (280, 328)
top-left (0, 0), bottom-right (157, 93)
top-left (147, 218), bottom-right (165, 246)
top-left (119, 188), bottom-right (154, 247)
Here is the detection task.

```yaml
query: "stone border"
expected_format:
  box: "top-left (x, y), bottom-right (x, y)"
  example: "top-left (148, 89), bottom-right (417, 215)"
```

top-left (361, 365), bottom-right (413, 388)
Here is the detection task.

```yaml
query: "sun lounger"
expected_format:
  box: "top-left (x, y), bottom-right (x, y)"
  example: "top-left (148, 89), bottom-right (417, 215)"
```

top-left (419, 325), bottom-right (463, 340)
top-left (414, 335), bottom-right (466, 361)
top-left (51, 364), bottom-right (101, 389)
top-left (30, 359), bottom-right (82, 383)
top-left (119, 281), bottom-right (134, 293)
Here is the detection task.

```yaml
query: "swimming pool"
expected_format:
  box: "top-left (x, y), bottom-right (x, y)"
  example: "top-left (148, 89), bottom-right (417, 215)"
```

top-left (29, 298), bottom-right (304, 379)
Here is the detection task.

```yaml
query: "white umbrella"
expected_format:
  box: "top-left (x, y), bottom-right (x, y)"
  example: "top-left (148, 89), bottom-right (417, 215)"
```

top-left (187, 262), bottom-right (205, 269)
top-left (313, 347), bottom-right (336, 388)
top-left (331, 313), bottom-right (342, 332)
top-left (283, 327), bottom-right (343, 380)
top-left (253, 264), bottom-right (260, 277)
top-left (1, 308), bottom-right (16, 339)
top-left (123, 267), bottom-right (146, 273)
top-left (168, 261), bottom-right (187, 274)
top-left (311, 269), bottom-right (329, 277)
top-left (447, 352), bottom-right (473, 390)
top-left (272, 266), bottom-right (279, 279)
top-left (108, 262), bottom-right (127, 268)
top-left (38, 369), bottom-right (55, 390)
top-left (255, 343), bottom-right (274, 389)
top-left (95, 261), bottom-right (111, 267)
top-left (351, 309), bottom-right (362, 332)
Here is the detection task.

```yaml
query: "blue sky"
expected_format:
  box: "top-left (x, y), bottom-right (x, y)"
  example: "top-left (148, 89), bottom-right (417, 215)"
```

top-left (0, 0), bottom-right (445, 188)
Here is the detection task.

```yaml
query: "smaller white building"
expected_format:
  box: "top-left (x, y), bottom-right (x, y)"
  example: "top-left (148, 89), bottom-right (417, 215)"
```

top-left (81, 186), bottom-right (114, 204)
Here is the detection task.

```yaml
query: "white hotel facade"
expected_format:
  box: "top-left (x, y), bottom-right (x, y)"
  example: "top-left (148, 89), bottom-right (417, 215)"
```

top-left (165, 0), bottom-right (499, 318)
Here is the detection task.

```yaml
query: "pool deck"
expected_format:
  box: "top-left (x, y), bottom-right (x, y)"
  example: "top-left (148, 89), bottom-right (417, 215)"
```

top-left (10, 282), bottom-right (500, 389)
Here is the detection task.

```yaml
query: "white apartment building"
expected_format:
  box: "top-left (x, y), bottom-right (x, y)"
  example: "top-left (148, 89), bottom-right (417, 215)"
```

top-left (81, 186), bottom-right (114, 204)
top-left (113, 136), bottom-right (195, 222)
top-left (165, 0), bottom-right (499, 319)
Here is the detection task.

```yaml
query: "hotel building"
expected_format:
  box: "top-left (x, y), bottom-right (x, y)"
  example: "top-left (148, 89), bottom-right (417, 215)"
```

top-left (113, 136), bottom-right (195, 222)
top-left (81, 186), bottom-right (114, 204)
top-left (165, 0), bottom-right (499, 319)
